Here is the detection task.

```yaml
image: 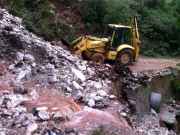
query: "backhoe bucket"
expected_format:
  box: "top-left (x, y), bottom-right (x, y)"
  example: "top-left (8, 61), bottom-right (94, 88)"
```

top-left (61, 37), bottom-right (75, 54)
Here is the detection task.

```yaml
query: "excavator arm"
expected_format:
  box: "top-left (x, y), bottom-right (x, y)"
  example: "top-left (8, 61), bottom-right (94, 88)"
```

top-left (131, 16), bottom-right (141, 61)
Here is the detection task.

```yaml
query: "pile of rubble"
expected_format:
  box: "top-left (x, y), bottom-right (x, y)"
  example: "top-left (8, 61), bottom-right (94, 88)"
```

top-left (0, 8), bottom-right (178, 135)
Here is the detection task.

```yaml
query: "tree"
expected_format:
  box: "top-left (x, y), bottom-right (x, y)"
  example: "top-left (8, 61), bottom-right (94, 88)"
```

top-left (177, 0), bottom-right (180, 28)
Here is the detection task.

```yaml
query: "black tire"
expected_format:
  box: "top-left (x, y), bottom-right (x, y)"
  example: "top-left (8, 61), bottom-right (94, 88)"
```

top-left (116, 49), bottom-right (133, 66)
top-left (90, 53), bottom-right (105, 64)
top-left (81, 51), bottom-right (89, 60)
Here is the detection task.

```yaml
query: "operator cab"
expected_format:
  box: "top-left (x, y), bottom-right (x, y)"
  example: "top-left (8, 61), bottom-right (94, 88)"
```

top-left (103, 25), bottom-right (131, 51)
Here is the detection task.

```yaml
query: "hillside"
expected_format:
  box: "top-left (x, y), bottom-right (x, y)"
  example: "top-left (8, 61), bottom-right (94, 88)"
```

top-left (0, 1), bottom-right (180, 135)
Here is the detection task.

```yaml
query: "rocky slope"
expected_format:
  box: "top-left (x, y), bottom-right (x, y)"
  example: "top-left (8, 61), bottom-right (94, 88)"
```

top-left (0, 8), bottom-right (178, 135)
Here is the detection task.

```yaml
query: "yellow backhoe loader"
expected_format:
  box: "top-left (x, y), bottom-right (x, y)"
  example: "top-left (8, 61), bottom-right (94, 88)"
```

top-left (61, 16), bottom-right (141, 65)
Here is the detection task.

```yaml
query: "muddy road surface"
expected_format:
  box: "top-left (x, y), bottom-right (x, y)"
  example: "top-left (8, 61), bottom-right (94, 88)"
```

top-left (129, 57), bottom-right (180, 72)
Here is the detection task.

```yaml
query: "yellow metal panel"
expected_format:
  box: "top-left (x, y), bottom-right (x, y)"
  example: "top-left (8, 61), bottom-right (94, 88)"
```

top-left (106, 51), bottom-right (117, 60)
top-left (116, 44), bottom-right (134, 52)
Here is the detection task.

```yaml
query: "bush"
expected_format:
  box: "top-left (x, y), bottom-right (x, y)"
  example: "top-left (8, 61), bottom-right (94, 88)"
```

top-left (82, 0), bottom-right (108, 23)
top-left (171, 65), bottom-right (180, 100)
top-left (144, 0), bottom-right (166, 8)
top-left (103, 1), bottom-right (129, 24)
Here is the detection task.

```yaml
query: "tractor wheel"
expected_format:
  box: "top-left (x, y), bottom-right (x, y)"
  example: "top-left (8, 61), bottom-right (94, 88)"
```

top-left (81, 51), bottom-right (89, 60)
top-left (116, 49), bottom-right (133, 66)
top-left (91, 53), bottom-right (105, 64)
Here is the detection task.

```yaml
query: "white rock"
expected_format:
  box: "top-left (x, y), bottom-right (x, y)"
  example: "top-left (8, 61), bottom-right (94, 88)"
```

top-left (72, 81), bottom-right (83, 90)
top-left (36, 107), bottom-right (48, 111)
top-left (16, 70), bottom-right (28, 82)
top-left (31, 62), bottom-right (36, 67)
top-left (91, 96), bottom-right (103, 101)
top-left (0, 98), bottom-right (4, 106)
top-left (109, 95), bottom-right (116, 99)
top-left (15, 52), bottom-right (24, 62)
top-left (77, 65), bottom-right (86, 71)
top-left (48, 73), bottom-right (57, 83)
top-left (94, 82), bottom-right (102, 89)
top-left (87, 99), bottom-right (95, 107)
top-left (0, 131), bottom-right (6, 135)
top-left (26, 122), bottom-right (38, 135)
top-left (11, 97), bottom-right (28, 108)
top-left (89, 93), bottom-right (97, 98)
top-left (8, 64), bottom-right (15, 70)
top-left (71, 68), bottom-right (86, 81)
top-left (72, 90), bottom-right (83, 100)
top-left (38, 110), bottom-right (50, 121)
top-left (86, 81), bottom-right (94, 88)
top-left (97, 90), bottom-right (107, 97)
top-left (24, 54), bottom-right (35, 61)
top-left (121, 112), bottom-right (127, 116)
top-left (45, 63), bottom-right (55, 70)
top-left (87, 67), bottom-right (95, 75)
top-left (52, 112), bottom-right (63, 120)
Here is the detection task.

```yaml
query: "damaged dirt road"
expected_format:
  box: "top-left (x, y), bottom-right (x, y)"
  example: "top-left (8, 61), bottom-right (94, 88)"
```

top-left (0, 9), bottom-right (179, 135)
top-left (129, 57), bottom-right (180, 72)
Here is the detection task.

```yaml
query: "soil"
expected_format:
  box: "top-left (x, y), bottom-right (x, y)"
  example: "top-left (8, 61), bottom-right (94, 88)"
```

top-left (129, 56), bottom-right (180, 73)
top-left (50, 0), bottom-right (102, 41)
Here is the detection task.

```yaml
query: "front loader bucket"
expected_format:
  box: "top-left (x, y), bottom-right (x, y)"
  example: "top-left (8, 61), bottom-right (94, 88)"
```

top-left (61, 37), bottom-right (75, 54)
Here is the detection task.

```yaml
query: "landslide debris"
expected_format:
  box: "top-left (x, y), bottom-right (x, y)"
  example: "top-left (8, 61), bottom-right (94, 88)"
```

top-left (0, 8), bottom-right (178, 135)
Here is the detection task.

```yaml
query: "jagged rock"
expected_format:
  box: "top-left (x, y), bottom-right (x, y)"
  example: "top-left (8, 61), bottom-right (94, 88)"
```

top-left (90, 96), bottom-right (103, 102)
top-left (26, 122), bottom-right (38, 135)
top-left (5, 100), bottom-right (12, 109)
top-left (0, 90), bottom-right (10, 95)
top-left (22, 117), bottom-right (31, 126)
top-left (13, 87), bottom-right (28, 94)
top-left (36, 107), bottom-right (48, 111)
top-left (71, 68), bottom-right (86, 81)
top-left (29, 108), bottom-right (37, 115)
top-left (85, 80), bottom-right (94, 88)
top-left (0, 98), bottom-right (4, 106)
top-left (45, 63), bottom-right (55, 70)
top-left (3, 109), bottom-right (13, 116)
top-left (48, 73), bottom-right (58, 83)
top-left (97, 90), bottom-right (107, 97)
top-left (109, 95), bottom-right (116, 99)
top-left (72, 90), bottom-right (83, 101)
top-left (77, 64), bottom-right (86, 71)
top-left (94, 81), bottom-right (102, 89)
top-left (15, 52), bottom-right (24, 62)
top-left (16, 70), bottom-right (28, 82)
top-left (65, 127), bottom-right (74, 133)
top-left (87, 99), bottom-right (95, 107)
top-left (52, 112), bottom-right (64, 121)
top-left (24, 54), bottom-right (35, 62)
top-left (66, 56), bottom-right (77, 62)
top-left (16, 124), bottom-right (22, 128)
top-left (38, 110), bottom-right (50, 121)
top-left (8, 64), bottom-right (15, 71)
top-left (72, 81), bottom-right (83, 90)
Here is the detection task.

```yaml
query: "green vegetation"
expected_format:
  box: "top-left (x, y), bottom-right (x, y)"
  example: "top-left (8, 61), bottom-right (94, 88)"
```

top-left (0, 12), bottom-right (3, 20)
top-left (92, 125), bottom-right (118, 135)
top-left (170, 64), bottom-right (180, 100)
top-left (1, 0), bottom-right (59, 40)
top-left (58, 19), bottom-right (67, 26)
top-left (0, 0), bottom-right (179, 57)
